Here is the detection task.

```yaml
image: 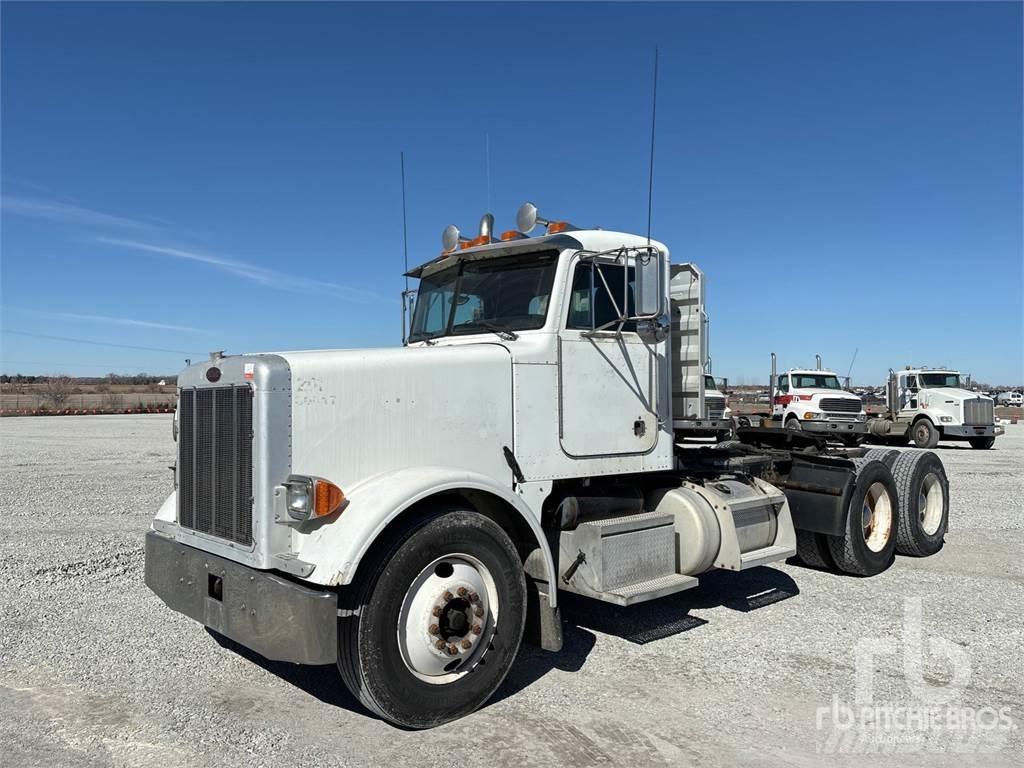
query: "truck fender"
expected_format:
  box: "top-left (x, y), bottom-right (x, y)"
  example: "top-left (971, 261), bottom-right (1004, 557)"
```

top-left (294, 466), bottom-right (557, 603)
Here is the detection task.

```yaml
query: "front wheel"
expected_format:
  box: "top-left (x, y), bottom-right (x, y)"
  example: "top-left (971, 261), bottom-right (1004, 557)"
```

top-left (969, 436), bottom-right (995, 450)
top-left (337, 508), bottom-right (526, 728)
top-left (786, 417), bottom-right (802, 431)
top-left (912, 419), bottom-right (940, 449)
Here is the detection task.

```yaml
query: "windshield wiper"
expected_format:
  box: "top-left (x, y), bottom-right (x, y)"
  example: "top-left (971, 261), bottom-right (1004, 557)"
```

top-left (454, 321), bottom-right (518, 341)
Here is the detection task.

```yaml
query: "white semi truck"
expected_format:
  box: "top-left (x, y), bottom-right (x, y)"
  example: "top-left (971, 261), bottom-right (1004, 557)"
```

top-left (867, 367), bottom-right (997, 449)
top-left (146, 204), bottom-right (951, 728)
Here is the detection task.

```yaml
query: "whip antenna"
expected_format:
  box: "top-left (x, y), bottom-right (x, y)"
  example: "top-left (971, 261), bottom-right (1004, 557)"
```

top-left (646, 46), bottom-right (659, 245)
top-left (401, 152), bottom-right (409, 292)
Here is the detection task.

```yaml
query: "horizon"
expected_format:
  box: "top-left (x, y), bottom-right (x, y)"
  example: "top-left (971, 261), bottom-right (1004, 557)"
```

top-left (2, 2), bottom-right (1022, 384)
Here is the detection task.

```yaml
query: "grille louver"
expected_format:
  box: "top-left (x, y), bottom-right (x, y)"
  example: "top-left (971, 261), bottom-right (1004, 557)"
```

top-left (178, 386), bottom-right (253, 545)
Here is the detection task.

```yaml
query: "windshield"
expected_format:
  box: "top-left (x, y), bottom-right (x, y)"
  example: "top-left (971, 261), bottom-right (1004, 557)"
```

top-left (920, 373), bottom-right (961, 388)
top-left (704, 375), bottom-right (718, 392)
top-left (791, 373), bottom-right (843, 390)
top-left (410, 252), bottom-right (558, 342)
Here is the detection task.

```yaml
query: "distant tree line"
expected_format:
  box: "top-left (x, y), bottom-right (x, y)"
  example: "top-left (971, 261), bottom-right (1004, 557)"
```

top-left (1, 373), bottom-right (177, 386)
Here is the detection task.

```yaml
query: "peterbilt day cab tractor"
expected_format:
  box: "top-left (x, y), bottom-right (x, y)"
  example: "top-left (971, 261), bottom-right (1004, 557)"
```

top-left (764, 354), bottom-right (868, 446)
top-left (866, 368), bottom-right (997, 449)
top-left (145, 203), bottom-right (952, 729)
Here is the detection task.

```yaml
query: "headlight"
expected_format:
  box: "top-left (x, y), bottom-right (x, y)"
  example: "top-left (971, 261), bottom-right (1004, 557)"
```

top-left (940, 415), bottom-right (954, 423)
top-left (283, 475), bottom-right (346, 522)
top-left (803, 411), bottom-right (823, 420)
top-left (857, 413), bottom-right (867, 422)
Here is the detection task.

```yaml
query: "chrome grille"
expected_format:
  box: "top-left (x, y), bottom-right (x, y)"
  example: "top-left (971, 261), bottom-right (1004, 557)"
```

top-left (820, 397), bottom-right (861, 414)
top-left (178, 386), bottom-right (253, 545)
top-left (705, 396), bottom-right (726, 419)
top-left (963, 398), bottom-right (994, 426)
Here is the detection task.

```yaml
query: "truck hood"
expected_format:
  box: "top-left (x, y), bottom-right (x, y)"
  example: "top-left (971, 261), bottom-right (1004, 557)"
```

top-left (798, 389), bottom-right (861, 400)
top-left (274, 343), bottom-right (515, 491)
top-left (922, 387), bottom-right (992, 403)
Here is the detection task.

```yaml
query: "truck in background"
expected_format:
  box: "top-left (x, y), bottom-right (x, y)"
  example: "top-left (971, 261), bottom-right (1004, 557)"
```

top-left (670, 263), bottom-right (733, 442)
top-left (145, 203), bottom-right (952, 728)
top-left (867, 367), bottom-right (997, 449)
top-left (766, 353), bottom-right (868, 446)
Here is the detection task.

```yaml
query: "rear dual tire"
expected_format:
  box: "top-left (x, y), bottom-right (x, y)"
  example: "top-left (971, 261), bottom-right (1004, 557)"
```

top-left (891, 451), bottom-right (949, 557)
top-left (337, 507), bottom-right (526, 729)
top-left (827, 458), bottom-right (899, 576)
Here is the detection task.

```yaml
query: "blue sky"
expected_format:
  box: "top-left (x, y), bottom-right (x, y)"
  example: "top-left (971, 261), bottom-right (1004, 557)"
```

top-left (2, 2), bottom-right (1021, 385)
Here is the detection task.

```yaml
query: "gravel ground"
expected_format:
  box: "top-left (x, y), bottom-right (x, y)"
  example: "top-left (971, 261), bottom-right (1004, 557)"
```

top-left (1, 415), bottom-right (1021, 767)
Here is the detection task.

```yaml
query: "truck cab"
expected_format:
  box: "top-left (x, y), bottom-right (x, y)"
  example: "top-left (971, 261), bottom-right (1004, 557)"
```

top-left (885, 368), bottom-right (996, 449)
top-left (770, 365), bottom-right (867, 445)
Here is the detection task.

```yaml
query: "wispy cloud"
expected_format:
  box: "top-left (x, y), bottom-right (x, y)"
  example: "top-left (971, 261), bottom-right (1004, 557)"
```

top-left (1, 196), bottom-right (159, 230)
top-left (95, 237), bottom-right (389, 302)
top-left (15, 309), bottom-right (211, 334)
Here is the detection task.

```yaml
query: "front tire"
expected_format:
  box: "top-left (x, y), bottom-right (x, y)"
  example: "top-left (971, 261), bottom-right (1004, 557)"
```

top-left (786, 417), bottom-right (802, 431)
top-left (912, 418), bottom-right (940, 449)
top-left (338, 508), bottom-right (526, 728)
top-left (827, 458), bottom-right (898, 576)
top-left (969, 436), bottom-right (995, 450)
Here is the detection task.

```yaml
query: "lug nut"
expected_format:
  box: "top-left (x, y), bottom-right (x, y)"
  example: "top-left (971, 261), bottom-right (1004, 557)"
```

top-left (472, 624), bottom-right (482, 635)
top-left (474, 606), bottom-right (484, 618)
top-left (457, 586), bottom-right (468, 597)
top-left (443, 591), bottom-right (454, 602)
top-left (429, 624), bottom-right (440, 635)
top-left (469, 592), bottom-right (480, 603)
top-left (432, 606), bottom-right (442, 617)
top-left (461, 639), bottom-right (472, 650)
top-left (435, 639), bottom-right (446, 650)
top-left (447, 644), bottom-right (459, 656)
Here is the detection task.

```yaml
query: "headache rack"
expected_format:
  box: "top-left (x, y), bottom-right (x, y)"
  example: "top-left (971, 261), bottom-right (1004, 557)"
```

top-left (177, 385), bottom-right (254, 545)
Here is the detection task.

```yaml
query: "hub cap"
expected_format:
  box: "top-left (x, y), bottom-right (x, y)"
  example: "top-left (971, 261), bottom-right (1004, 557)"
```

top-left (397, 554), bottom-right (498, 684)
top-left (918, 472), bottom-right (944, 535)
top-left (861, 481), bottom-right (894, 552)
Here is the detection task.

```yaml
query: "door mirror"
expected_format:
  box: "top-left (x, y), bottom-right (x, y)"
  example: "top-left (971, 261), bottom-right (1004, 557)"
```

top-left (633, 248), bottom-right (662, 318)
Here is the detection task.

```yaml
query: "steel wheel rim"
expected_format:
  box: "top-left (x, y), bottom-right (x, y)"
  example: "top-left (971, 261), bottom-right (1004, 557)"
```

top-left (915, 423), bottom-right (929, 444)
top-left (918, 473), bottom-right (944, 535)
top-left (397, 553), bottom-right (499, 684)
top-left (861, 481), bottom-right (894, 552)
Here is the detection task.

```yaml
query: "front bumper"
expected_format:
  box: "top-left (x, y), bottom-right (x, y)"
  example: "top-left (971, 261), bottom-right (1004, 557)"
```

top-left (942, 424), bottom-right (996, 438)
top-left (144, 531), bottom-right (337, 664)
top-left (799, 420), bottom-right (868, 435)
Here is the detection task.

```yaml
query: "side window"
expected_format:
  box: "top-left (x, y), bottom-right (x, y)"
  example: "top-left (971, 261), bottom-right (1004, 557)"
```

top-left (566, 261), bottom-right (636, 331)
top-left (908, 375), bottom-right (919, 390)
top-left (777, 375), bottom-right (789, 393)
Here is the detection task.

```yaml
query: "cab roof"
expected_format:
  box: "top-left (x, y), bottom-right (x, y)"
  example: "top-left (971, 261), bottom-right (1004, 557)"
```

top-left (407, 229), bottom-right (670, 280)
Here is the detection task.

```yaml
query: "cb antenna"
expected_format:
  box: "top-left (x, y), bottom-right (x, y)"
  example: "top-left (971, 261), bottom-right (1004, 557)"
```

top-left (646, 46), bottom-right (659, 245)
top-left (400, 151), bottom-right (409, 292)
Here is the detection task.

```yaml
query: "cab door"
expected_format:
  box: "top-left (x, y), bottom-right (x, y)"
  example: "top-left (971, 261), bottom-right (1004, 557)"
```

top-left (899, 373), bottom-right (920, 414)
top-left (772, 375), bottom-right (790, 418)
top-left (557, 252), bottom-right (662, 457)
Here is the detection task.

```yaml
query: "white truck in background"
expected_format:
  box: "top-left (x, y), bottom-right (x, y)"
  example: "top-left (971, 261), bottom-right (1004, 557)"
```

top-left (867, 367), bottom-right (997, 449)
top-left (766, 354), bottom-right (868, 446)
top-left (145, 203), bottom-right (952, 728)
top-left (670, 263), bottom-right (733, 442)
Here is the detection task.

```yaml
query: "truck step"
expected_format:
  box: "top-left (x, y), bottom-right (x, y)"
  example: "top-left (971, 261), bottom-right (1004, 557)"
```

top-left (594, 573), bottom-right (700, 606)
top-left (738, 544), bottom-right (796, 570)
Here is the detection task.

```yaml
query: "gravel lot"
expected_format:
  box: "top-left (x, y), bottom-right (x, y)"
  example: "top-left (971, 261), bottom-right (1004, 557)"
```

top-left (1, 415), bottom-right (1021, 767)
